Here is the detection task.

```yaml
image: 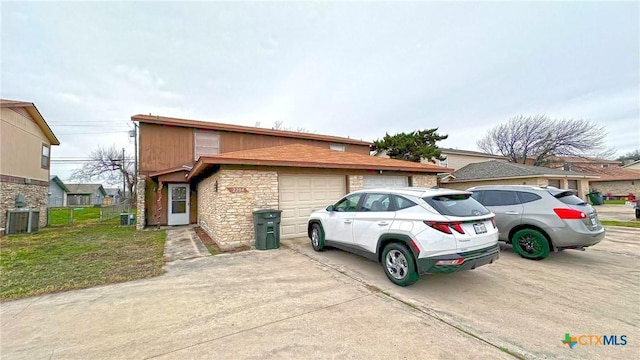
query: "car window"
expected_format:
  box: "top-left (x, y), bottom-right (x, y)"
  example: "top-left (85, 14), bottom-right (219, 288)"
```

top-left (553, 191), bottom-right (587, 205)
top-left (478, 190), bottom-right (519, 206)
top-left (423, 194), bottom-right (490, 217)
top-left (393, 195), bottom-right (417, 210)
top-left (470, 191), bottom-right (482, 201)
top-left (516, 191), bottom-right (541, 204)
top-left (361, 193), bottom-right (391, 212)
top-left (334, 193), bottom-right (363, 212)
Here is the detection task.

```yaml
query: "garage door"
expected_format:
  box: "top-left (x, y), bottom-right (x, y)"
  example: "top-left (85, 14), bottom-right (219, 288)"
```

top-left (363, 176), bottom-right (409, 189)
top-left (279, 174), bottom-right (346, 238)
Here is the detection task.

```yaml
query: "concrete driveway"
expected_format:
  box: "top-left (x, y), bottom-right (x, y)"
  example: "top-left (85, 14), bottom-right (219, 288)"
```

top-left (594, 204), bottom-right (638, 222)
top-left (1, 228), bottom-right (511, 360)
top-left (285, 226), bottom-right (640, 360)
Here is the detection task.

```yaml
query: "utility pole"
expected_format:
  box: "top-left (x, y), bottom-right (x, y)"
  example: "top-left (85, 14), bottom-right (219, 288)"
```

top-left (122, 147), bottom-right (126, 201)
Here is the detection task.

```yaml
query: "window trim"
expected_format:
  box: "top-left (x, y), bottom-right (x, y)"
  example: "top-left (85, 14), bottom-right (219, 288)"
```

top-left (41, 143), bottom-right (50, 169)
top-left (193, 130), bottom-right (221, 160)
top-left (329, 144), bottom-right (346, 152)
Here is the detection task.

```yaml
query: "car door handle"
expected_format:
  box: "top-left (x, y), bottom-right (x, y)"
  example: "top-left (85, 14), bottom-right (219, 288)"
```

top-left (377, 221), bottom-right (390, 226)
top-left (344, 220), bottom-right (353, 224)
top-left (505, 211), bottom-right (519, 215)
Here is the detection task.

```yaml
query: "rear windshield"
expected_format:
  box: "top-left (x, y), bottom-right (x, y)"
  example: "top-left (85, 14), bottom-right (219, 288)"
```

top-left (553, 191), bottom-right (587, 206)
top-left (423, 194), bottom-right (491, 217)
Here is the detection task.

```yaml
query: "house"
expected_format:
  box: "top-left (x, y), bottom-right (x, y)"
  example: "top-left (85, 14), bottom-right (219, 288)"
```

top-left (622, 160), bottom-right (640, 170)
top-left (545, 156), bottom-right (621, 172)
top-left (66, 184), bottom-right (107, 206)
top-left (436, 148), bottom-right (509, 170)
top-left (103, 188), bottom-right (122, 205)
top-left (1, 99), bottom-right (60, 232)
top-left (48, 175), bottom-right (69, 207)
top-left (441, 160), bottom-right (597, 199)
top-left (133, 114), bottom-right (451, 249)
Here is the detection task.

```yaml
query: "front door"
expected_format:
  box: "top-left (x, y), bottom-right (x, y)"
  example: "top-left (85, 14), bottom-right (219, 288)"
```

top-left (168, 184), bottom-right (190, 225)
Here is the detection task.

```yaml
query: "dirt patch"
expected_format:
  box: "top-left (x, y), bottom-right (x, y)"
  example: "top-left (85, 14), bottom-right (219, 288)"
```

top-left (193, 227), bottom-right (251, 255)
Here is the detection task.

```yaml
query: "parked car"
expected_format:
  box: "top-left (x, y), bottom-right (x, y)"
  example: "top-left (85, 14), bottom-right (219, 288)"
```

top-left (467, 185), bottom-right (605, 260)
top-left (307, 187), bottom-right (499, 286)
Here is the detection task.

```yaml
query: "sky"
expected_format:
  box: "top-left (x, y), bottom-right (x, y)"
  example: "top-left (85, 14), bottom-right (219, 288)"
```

top-left (2, 1), bottom-right (639, 185)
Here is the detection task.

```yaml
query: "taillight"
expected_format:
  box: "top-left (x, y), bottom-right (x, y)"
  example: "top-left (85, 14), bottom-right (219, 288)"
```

top-left (425, 221), bottom-right (465, 234)
top-left (553, 208), bottom-right (587, 219)
top-left (490, 218), bottom-right (497, 229)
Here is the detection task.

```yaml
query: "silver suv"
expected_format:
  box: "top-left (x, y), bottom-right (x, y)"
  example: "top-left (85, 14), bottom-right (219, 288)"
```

top-left (467, 185), bottom-right (605, 260)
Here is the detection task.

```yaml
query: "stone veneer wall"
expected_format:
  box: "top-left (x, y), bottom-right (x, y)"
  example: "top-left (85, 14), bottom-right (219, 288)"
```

top-left (0, 181), bottom-right (48, 232)
top-left (136, 175), bottom-right (146, 230)
top-left (348, 175), bottom-right (363, 192)
top-left (590, 180), bottom-right (639, 198)
top-left (412, 175), bottom-right (437, 187)
top-left (198, 169), bottom-right (278, 249)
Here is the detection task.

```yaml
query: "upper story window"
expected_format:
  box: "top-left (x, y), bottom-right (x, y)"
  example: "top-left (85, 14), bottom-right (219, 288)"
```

top-left (601, 164), bottom-right (609, 168)
top-left (194, 131), bottom-right (220, 160)
top-left (41, 144), bottom-right (50, 169)
top-left (330, 144), bottom-right (345, 152)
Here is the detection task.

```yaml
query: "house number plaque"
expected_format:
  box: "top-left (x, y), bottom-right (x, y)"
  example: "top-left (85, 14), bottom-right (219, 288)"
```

top-left (227, 187), bottom-right (248, 193)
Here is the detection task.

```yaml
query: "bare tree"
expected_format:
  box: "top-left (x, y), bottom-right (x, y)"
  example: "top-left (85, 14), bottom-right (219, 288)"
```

top-left (477, 115), bottom-right (614, 166)
top-left (70, 145), bottom-right (135, 202)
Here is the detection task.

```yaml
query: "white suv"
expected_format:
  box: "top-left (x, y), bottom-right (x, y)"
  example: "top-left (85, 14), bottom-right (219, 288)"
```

top-left (307, 187), bottom-right (500, 286)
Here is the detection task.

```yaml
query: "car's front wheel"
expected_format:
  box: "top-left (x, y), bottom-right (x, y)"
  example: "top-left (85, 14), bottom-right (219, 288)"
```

top-left (512, 228), bottom-right (550, 260)
top-left (310, 223), bottom-right (325, 252)
top-left (382, 243), bottom-right (419, 286)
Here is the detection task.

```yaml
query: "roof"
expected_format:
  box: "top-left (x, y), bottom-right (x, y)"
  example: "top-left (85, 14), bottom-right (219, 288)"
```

top-left (547, 156), bottom-right (619, 164)
top-left (132, 114), bottom-right (372, 146)
top-left (189, 143), bottom-right (453, 179)
top-left (440, 148), bottom-right (508, 159)
top-left (49, 175), bottom-right (69, 192)
top-left (104, 188), bottom-right (122, 196)
top-left (622, 159), bottom-right (640, 168)
top-left (1, 99), bottom-right (60, 145)
top-left (587, 167), bottom-right (640, 182)
top-left (66, 184), bottom-right (107, 196)
top-left (449, 160), bottom-right (598, 182)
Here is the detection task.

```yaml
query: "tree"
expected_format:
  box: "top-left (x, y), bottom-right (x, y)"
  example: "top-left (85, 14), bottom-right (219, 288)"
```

top-left (616, 149), bottom-right (640, 163)
top-left (372, 129), bottom-right (448, 163)
top-left (70, 145), bottom-right (135, 202)
top-left (477, 115), bottom-right (614, 166)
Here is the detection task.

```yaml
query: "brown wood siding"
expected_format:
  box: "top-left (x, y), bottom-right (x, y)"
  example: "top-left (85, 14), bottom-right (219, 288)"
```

top-left (144, 177), bottom-right (197, 226)
top-left (218, 131), bottom-right (370, 155)
top-left (139, 123), bottom-right (194, 173)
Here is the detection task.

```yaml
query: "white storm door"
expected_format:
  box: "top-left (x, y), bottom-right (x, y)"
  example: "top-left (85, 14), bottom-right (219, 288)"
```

top-left (168, 184), bottom-right (190, 225)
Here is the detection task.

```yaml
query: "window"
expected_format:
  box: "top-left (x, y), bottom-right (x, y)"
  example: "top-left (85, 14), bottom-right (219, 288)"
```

top-left (393, 195), bottom-right (417, 210)
top-left (423, 194), bottom-right (490, 217)
top-left (516, 191), bottom-right (541, 204)
top-left (548, 179), bottom-right (561, 188)
top-left (194, 131), bottom-right (220, 160)
top-left (567, 180), bottom-right (578, 190)
top-left (478, 190), bottom-right (520, 206)
top-left (334, 193), bottom-right (362, 212)
top-left (41, 144), bottom-right (50, 169)
top-left (361, 193), bottom-right (391, 212)
top-left (330, 144), bottom-right (345, 152)
top-left (439, 157), bottom-right (448, 168)
top-left (601, 164), bottom-right (609, 168)
top-left (563, 164), bottom-right (571, 171)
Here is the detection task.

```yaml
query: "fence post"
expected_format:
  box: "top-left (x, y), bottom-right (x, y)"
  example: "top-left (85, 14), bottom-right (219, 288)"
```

top-left (47, 208), bottom-right (51, 226)
top-left (69, 207), bottom-right (73, 224)
top-left (100, 207), bottom-right (103, 223)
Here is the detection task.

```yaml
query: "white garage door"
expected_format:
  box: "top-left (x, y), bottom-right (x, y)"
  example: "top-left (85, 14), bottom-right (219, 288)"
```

top-left (279, 174), bottom-right (346, 238)
top-left (363, 176), bottom-right (409, 189)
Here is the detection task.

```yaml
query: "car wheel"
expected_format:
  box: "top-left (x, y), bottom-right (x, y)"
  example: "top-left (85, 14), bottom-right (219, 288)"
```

top-left (382, 243), bottom-right (419, 286)
top-left (512, 229), bottom-right (550, 260)
top-left (310, 223), bottom-right (325, 252)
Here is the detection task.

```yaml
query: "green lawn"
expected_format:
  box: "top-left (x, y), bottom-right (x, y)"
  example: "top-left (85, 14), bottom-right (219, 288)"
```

top-left (48, 207), bottom-right (102, 225)
top-left (601, 220), bottom-right (640, 228)
top-left (0, 219), bottom-right (166, 301)
top-left (603, 200), bottom-right (628, 205)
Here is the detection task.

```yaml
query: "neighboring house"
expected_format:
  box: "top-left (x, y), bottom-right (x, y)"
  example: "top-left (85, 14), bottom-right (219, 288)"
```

top-left (441, 160), bottom-right (597, 200)
top-left (134, 114), bottom-right (451, 249)
top-left (1, 99), bottom-right (60, 232)
top-left (622, 160), bottom-right (640, 170)
top-left (103, 188), bottom-right (122, 205)
top-left (48, 175), bottom-right (69, 207)
top-left (66, 184), bottom-right (107, 206)
top-left (546, 156), bottom-right (620, 172)
top-left (436, 148), bottom-right (509, 170)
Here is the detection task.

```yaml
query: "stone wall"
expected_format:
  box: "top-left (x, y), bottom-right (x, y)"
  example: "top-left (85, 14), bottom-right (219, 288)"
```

top-left (136, 175), bottom-right (146, 230)
top-left (590, 180), bottom-right (640, 198)
top-left (412, 175), bottom-right (437, 187)
top-left (0, 181), bottom-right (48, 232)
top-left (348, 175), bottom-right (363, 192)
top-left (198, 169), bottom-right (278, 249)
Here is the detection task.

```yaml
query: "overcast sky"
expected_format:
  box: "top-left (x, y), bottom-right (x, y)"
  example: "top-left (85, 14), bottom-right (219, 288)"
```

top-left (2, 1), bottom-right (639, 184)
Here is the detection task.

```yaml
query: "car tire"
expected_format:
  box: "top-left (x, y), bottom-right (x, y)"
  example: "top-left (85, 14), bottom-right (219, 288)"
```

top-left (310, 223), bottom-right (325, 252)
top-left (512, 228), bottom-right (550, 260)
top-left (382, 243), bottom-right (419, 287)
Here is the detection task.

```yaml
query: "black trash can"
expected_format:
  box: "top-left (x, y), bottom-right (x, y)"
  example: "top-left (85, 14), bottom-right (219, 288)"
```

top-left (252, 209), bottom-right (282, 250)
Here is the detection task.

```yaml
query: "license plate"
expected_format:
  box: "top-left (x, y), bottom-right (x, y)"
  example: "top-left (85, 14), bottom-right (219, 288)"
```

top-left (590, 216), bottom-right (597, 226)
top-left (473, 223), bottom-right (487, 234)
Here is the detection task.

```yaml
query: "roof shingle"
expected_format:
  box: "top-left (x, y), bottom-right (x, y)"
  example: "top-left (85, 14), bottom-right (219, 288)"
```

top-left (451, 160), bottom-right (596, 181)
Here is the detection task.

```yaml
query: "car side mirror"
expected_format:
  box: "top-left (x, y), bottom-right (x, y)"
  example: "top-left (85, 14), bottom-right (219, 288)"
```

top-left (326, 205), bottom-right (335, 212)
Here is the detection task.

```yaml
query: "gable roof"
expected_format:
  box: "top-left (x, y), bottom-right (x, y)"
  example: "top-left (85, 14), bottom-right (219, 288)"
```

top-left (189, 143), bottom-right (452, 179)
top-left (104, 188), bottom-right (122, 197)
top-left (1, 99), bottom-right (60, 145)
top-left (440, 148), bottom-right (508, 159)
top-left (132, 114), bottom-right (372, 146)
top-left (49, 175), bottom-right (69, 192)
top-left (66, 184), bottom-right (107, 196)
top-left (622, 159), bottom-right (640, 168)
top-left (547, 156), bottom-right (620, 165)
top-left (587, 167), bottom-right (640, 182)
top-left (450, 160), bottom-right (597, 182)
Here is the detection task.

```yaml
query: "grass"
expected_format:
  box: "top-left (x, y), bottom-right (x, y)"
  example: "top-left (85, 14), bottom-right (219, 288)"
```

top-left (48, 207), bottom-right (102, 226)
top-left (601, 220), bottom-right (640, 228)
top-left (0, 218), bottom-right (166, 301)
top-left (603, 200), bottom-right (628, 205)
